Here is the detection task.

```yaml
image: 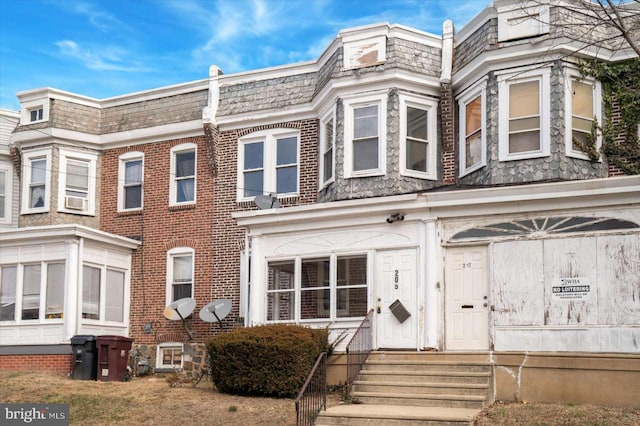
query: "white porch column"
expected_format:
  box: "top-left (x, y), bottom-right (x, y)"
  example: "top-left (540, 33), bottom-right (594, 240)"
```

top-left (64, 239), bottom-right (80, 341)
top-left (424, 219), bottom-right (441, 350)
top-left (248, 234), bottom-right (265, 326)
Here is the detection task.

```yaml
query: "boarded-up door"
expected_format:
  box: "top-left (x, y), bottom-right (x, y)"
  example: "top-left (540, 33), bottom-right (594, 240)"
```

top-left (375, 249), bottom-right (418, 349)
top-left (445, 246), bottom-right (489, 350)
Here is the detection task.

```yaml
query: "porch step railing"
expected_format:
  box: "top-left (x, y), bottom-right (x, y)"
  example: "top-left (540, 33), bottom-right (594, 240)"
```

top-left (295, 351), bottom-right (327, 426)
top-left (345, 308), bottom-right (374, 401)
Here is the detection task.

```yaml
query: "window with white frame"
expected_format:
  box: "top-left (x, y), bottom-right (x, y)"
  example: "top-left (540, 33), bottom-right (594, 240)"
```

top-left (0, 265), bottom-right (17, 321)
top-left (458, 84), bottom-right (486, 176)
top-left (267, 254), bottom-right (368, 322)
top-left (0, 261), bottom-right (65, 322)
top-left (58, 149), bottom-right (97, 215)
top-left (498, 69), bottom-right (550, 161)
top-left (565, 74), bottom-right (602, 159)
top-left (118, 152), bottom-right (144, 211)
top-left (343, 93), bottom-right (387, 178)
top-left (82, 264), bottom-right (126, 323)
top-left (156, 342), bottom-right (183, 371)
top-left (399, 94), bottom-right (438, 180)
top-left (170, 144), bottom-right (196, 205)
top-left (21, 149), bottom-right (51, 214)
top-left (29, 107), bottom-right (44, 122)
top-left (166, 248), bottom-right (194, 304)
top-left (319, 111), bottom-right (335, 187)
top-left (0, 162), bottom-right (12, 224)
top-left (238, 130), bottom-right (299, 200)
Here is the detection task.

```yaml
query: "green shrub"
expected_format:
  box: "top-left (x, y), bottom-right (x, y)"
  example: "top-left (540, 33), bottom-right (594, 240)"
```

top-left (206, 324), bottom-right (328, 398)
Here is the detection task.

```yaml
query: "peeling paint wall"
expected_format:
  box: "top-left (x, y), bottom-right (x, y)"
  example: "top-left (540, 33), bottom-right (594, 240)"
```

top-left (492, 233), bottom-right (640, 352)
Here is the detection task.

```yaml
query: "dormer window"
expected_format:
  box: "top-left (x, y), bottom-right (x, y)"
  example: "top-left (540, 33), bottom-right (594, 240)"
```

top-left (29, 107), bottom-right (43, 122)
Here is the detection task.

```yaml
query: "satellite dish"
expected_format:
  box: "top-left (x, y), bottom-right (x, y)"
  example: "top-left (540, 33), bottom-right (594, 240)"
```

top-left (164, 297), bottom-right (196, 340)
top-left (254, 194), bottom-right (280, 209)
top-left (199, 299), bottom-right (232, 323)
top-left (164, 297), bottom-right (196, 320)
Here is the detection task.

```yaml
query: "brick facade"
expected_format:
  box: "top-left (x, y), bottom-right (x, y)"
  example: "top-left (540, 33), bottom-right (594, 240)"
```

top-left (100, 135), bottom-right (215, 346)
top-left (0, 354), bottom-right (72, 375)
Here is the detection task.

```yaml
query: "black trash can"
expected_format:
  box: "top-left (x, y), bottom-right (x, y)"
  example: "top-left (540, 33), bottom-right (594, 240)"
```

top-left (70, 335), bottom-right (97, 380)
top-left (96, 335), bottom-right (134, 381)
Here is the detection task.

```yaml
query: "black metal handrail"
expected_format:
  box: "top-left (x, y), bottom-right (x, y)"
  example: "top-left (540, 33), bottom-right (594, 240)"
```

top-left (295, 352), bottom-right (327, 426)
top-left (345, 309), bottom-right (374, 401)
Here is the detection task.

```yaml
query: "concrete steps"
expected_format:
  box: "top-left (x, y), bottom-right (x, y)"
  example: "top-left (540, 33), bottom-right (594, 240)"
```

top-left (316, 351), bottom-right (491, 425)
top-left (314, 405), bottom-right (478, 426)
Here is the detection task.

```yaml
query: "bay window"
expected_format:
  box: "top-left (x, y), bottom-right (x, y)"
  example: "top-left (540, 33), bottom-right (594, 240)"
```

top-left (498, 68), bottom-right (550, 161)
top-left (83, 264), bottom-right (126, 323)
top-left (565, 73), bottom-right (601, 159)
top-left (458, 82), bottom-right (487, 177)
top-left (399, 94), bottom-right (438, 180)
top-left (343, 93), bottom-right (387, 178)
top-left (319, 111), bottom-right (335, 187)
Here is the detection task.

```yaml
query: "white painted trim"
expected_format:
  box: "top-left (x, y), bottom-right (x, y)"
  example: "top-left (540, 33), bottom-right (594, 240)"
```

top-left (165, 247), bottom-right (195, 306)
top-left (117, 151), bottom-right (144, 212)
top-left (169, 143), bottom-right (197, 207)
top-left (0, 160), bottom-right (13, 224)
top-left (21, 148), bottom-right (52, 215)
top-left (156, 342), bottom-right (184, 371)
top-left (11, 120), bottom-right (204, 150)
top-left (57, 148), bottom-right (98, 216)
top-left (498, 67), bottom-right (551, 161)
top-left (398, 93), bottom-right (438, 180)
top-left (237, 129), bottom-right (301, 202)
top-left (564, 69), bottom-right (602, 160)
top-left (457, 79), bottom-right (487, 177)
top-left (233, 177), bottom-right (640, 232)
top-left (318, 107), bottom-right (336, 189)
top-left (0, 224), bottom-right (140, 249)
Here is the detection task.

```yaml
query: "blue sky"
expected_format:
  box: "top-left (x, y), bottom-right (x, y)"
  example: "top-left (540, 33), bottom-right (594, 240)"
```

top-left (0, 0), bottom-right (490, 111)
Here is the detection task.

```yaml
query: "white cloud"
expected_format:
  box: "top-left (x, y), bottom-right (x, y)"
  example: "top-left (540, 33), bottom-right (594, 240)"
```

top-left (51, 0), bottom-right (121, 32)
top-left (55, 40), bottom-right (150, 72)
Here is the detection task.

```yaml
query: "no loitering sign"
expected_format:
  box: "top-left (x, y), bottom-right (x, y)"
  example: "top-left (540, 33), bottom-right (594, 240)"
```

top-left (551, 277), bottom-right (591, 301)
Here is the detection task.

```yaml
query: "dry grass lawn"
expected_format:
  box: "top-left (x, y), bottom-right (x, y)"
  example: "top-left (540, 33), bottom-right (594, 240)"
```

top-left (1, 371), bottom-right (639, 425)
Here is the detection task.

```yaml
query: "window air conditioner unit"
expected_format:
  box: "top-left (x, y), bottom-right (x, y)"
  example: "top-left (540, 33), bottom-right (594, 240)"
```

top-left (65, 195), bottom-right (87, 210)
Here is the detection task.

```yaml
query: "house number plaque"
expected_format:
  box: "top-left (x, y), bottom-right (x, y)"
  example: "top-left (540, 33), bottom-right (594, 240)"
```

top-left (394, 270), bottom-right (399, 289)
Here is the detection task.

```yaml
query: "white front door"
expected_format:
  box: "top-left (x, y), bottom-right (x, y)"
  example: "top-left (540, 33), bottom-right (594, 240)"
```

top-left (445, 246), bottom-right (489, 350)
top-left (375, 249), bottom-right (418, 349)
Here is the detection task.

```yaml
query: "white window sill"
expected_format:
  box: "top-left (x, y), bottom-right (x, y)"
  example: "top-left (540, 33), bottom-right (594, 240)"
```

top-left (499, 151), bottom-right (549, 162)
top-left (459, 163), bottom-right (485, 178)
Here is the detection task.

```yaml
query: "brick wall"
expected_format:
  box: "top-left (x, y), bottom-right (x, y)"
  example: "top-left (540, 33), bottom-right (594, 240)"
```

top-left (440, 82), bottom-right (456, 185)
top-left (100, 135), bottom-right (215, 345)
top-left (0, 354), bottom-right (72, 375)
top-left (214, 119), bottom-right (319, 326)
